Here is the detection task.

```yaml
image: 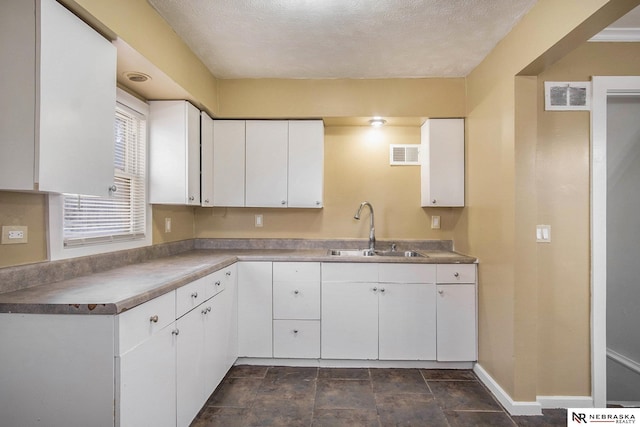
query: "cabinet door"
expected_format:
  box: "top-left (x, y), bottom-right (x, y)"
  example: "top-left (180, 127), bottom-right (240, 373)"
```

top-left (212, 120), bottom-right (246, 207)
top-left (421, 118), bottom-right (464, 207)
top-left (273, 320), bottom-right (320, 359)
top-left (176, 307), bottom-right (206, 427)
top-left (436, 284), bottom-right (477, 361)
top-left (237, 262), bottom-right (273, 357)
top-left (288, 121), bottom-right (324, 208)
top-left (1, 0), bottom-right (116, 196)
top-left (149, 101), bottom-right (200, 205)
top-left (38, 0), bottom-right (116, 197)
top-left (204, 292), bottom-right (229, 395)
top-left (378, 283), bottom-right (436, 360)
top-left (118, 324), bottom-right (177, 427)
top-left (200, 112), bottom-right (214, 207)
top-left (245, 121), bottom-right (288, 207)
top-left (321, 282), bottom-right (378, 359)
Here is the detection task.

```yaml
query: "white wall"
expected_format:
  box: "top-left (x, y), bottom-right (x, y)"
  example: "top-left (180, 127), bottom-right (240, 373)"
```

top-left (606, 95), bottom-right (640, 403)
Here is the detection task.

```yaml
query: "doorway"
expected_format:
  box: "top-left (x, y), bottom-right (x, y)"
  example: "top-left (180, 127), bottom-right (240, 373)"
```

top-left (591, 76), bottom-right (640, 408)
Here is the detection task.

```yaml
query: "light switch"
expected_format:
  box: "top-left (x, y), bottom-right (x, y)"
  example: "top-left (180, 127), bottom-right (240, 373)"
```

top-left (255, 214), bottom-right (263, 228)
top-left (536, 225), bottom-right (551, 243)
top-left (164, 218), bottom-right (172, 233)
top-left (431, 216), bottom-right (441, 229)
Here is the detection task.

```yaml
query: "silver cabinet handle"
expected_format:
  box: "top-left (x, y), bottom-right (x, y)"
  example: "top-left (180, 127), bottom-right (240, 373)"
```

top-left (172, 329), bottom-right (180, 335)
top-left (201, 308), bottom-right (208, 315)
top-left (191, 292), bottom-right (198, 298)
top-left (316, 201), bottom-right (321, 206)
top-left (373, 287), bottom-right (378, 292)
top-left (189, 196), bottom-right (195, 201)
top-left (432, 199), bottom-right (437, 204)
top-left (109, 185), bottom-right (117, 194)
top-left (454, 272), bottom-right (460, 278)
top-left (149, 315), bottom-right (159, 323)
top-left (215, 281), bottom-right (221, 287)
top-left (281, 200), bottom-right (286, 205)
top-left (293, 330), bottom-right (299, 334)
top-left (204, 199), bottom-right (210, 204)
top-left (207, 306), bottom-right (212, 313)
top-left (438, 290), bottom-right (444, 295)
top-left (380, 288), bottom-right (386, 293)
top-left (226, 271), bottom-right (231, 276)
top-left (294, 290), bottom-right (299, 295)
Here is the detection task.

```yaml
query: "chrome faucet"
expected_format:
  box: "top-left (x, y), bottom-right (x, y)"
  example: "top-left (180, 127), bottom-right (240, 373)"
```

top-left (354, 201), bottom-right (375, 252)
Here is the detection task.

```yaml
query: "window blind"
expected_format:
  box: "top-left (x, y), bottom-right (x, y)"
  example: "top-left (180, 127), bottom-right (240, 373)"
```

top-left (63, 103), bottom-right (146, 247)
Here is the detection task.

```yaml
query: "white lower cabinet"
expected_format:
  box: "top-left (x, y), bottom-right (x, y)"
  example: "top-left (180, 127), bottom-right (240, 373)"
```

top-left (238, 262), bottom-right (273, 357)
top-left (321, 263), bottom-right (438, 361)
top-left (273, 319), bottom-right (321, 358)
top-left (176, 303), bottom-right (206, 427)
top-left (119, 323), bottom-right (178, 427)
top-left (321, 281), bottom-right (379, 359)
top-left (378, 283), bottom-right (437, 360)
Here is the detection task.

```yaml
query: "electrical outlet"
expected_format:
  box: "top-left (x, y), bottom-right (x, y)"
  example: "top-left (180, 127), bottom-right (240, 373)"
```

top-left (164, 218), bottom-right (172, 233)
top-left (255, 214), bottom-right (263, 228)
top-left (1, 225), bottom-right (28, 244)
top-left (431, 216), bottom-right (441, 229)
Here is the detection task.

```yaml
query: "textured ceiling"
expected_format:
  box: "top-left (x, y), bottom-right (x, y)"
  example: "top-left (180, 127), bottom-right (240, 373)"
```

top-left (147, 0), bottom-right (538, 79)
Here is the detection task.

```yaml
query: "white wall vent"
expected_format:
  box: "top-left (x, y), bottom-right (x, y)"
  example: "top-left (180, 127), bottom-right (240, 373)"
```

top-left (544, 81), bottom-right (591, 111)
top-left (390, 145), bottom-right (420, 165)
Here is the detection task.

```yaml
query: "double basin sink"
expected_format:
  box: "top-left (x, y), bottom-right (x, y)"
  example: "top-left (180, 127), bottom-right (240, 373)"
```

top-left (327, 249), bottom-right (425, 258)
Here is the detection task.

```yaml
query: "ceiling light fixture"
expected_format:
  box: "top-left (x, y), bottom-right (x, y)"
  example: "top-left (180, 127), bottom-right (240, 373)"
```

top-left (369, 118), bottom-right (387, 127)
top-left (124, 71), bottom-right (151, 83)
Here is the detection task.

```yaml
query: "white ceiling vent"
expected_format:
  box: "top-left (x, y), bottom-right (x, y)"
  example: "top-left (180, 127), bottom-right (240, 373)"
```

top-left (544, 81), bottom-right (591, 111)
top-left (390, 145), bottom-right (420, 165)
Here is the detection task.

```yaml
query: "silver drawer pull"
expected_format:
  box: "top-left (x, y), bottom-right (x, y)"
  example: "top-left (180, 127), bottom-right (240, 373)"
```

top-left (438, 290), bottom-right (444, 295)
top-left (380, 288), bottom-right (386, 293)
top-left (294, 290), bottom-right (299, 295)
top-left (226, 271), bottom-right (231, 276)
top-left (215, 281), bottom-right (221, 286)
top-left (454, 272), bottom-right (460, 278)
top-left (172, 329), bottom-right (180, 335)
top-left (149, 315), bottom-right (159, 323)
top-left (293, 330), bottom-right (299, 334)
top-left (191, 292), bottom-right (198, 298)
top-left (207, 306), bottom-right (212, 313)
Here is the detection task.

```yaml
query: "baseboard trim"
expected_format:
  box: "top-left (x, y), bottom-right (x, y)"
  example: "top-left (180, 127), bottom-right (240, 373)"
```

top-left (236, 357), bottom-right (474, 369)
top-left (537, 396), bottom-right (594, 409)
top-left (473, 364), bottom-right (542, 416)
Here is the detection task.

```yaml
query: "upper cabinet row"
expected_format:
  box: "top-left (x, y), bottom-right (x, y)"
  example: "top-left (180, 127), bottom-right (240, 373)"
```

top-left (149, 100), bottom-right (324, 208)
top-left (0, 0), bottom-right (117, 197)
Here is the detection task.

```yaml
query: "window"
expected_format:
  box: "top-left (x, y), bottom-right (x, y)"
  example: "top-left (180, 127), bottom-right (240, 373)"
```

top-left (48, 89), bottom-right (151, 259)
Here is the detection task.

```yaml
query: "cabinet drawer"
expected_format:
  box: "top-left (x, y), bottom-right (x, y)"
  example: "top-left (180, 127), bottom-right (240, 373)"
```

top-left (436, 264), bottom-right (476, 283)
top-left (273, 262), bottom-right (320, 282)
top-left (273, 281), bottom-right (320, 320)
top-left (118, 291), bottom-right (176, 355)
top-left (176, 277), bottom-right (208, 318)
top-left (273, 320), bottom-right (320, 359)
top-left (379, 263), bottom-right (436, 283)
top-left (321, 263), bottom-right (378, 282)
top-left (204, 268), bottom-right (227, 300)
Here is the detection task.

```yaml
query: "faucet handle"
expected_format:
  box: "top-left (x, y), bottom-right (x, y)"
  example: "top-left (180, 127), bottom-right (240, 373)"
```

top-left (391, 243), bottom-right (397, 252)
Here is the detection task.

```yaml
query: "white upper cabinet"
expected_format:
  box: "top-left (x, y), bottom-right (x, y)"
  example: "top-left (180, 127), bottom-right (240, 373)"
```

top-left (149, 101), bottom-right (201, 205)
top-left (421, 118), bottom-right (465, 207)
top-left (288, 121), bottom-right (324, 208)
top-left (0, 0), bottom-right (116, 197)
top-left (211, 120), bottom-right (246, 207)
top-left (245, 121), bottom-right (289, 207)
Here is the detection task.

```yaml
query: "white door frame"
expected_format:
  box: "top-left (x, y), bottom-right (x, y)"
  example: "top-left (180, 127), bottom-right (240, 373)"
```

top-left (590, 76), bottom-right (640, 408)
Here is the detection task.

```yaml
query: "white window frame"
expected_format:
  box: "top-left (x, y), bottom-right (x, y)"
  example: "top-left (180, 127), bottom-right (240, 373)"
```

top-left (48, 88), bottom-right (151, 261)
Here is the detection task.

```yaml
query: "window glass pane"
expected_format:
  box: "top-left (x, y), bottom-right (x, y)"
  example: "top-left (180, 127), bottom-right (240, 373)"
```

top-left (63, 103), bottom-right (146, 247)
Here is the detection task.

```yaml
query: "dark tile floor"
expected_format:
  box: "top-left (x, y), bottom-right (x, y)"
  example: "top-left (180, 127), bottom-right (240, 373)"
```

top-left (191, 365), bottom-right (566, 427)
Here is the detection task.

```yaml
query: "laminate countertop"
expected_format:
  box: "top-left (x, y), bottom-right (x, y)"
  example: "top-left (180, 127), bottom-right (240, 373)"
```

top-left (0, 248), bottom-right (476, 315)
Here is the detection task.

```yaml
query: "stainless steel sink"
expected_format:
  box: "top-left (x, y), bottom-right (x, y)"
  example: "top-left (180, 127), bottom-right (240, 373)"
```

top-left (327, 249), bottom-right (425, 258)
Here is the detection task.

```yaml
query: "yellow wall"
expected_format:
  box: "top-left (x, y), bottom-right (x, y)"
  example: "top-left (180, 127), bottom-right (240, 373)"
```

top-left (535, 41), bottom-right (640, 396)
top-left (218, 78), bottom-right (465, 118)
top-left (465, 0), bottom-right (638, 401)
top-left (0, 192), bottom-right (47, 268)
top-left (195, 125), bottom-right (461, 241)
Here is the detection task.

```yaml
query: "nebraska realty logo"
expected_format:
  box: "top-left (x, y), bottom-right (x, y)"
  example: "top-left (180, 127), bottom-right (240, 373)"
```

top-left (568, 408), bottom-right (639, 425)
